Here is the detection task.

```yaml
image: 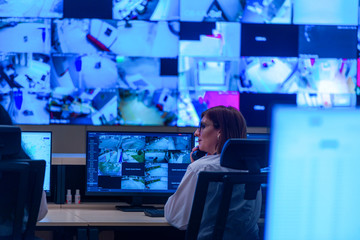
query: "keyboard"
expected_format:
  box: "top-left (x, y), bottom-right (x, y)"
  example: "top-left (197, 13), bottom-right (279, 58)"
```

top-left (143, 209), bottom-right (164, 217)
top-left (115, 205), bottom-right (157, 212)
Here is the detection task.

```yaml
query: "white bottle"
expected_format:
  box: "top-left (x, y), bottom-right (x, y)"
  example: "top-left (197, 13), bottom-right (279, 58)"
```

top-left (75, 189), bottom-right (81, 204)
top-left (66, 189), bottom-right (72, 204)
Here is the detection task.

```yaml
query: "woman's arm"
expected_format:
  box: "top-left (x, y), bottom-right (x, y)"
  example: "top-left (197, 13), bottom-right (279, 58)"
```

top-left (164, 166), bottom-right (199, 230)
top-left (37, 190), bottom-right (48, 221)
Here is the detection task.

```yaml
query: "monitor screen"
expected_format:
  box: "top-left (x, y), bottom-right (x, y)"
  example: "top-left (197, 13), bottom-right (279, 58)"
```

top-left (86, 131), bottom-right (194, 196)
top-left (177, 90), bottom-right (239, 127)
top-left (0, 0), bottom-right (63, 18)
top-left (240, 92), bottom-right (297, 127)
top-left (21, 131), bottom-right (52, 194)
top-left (241, 23), bottom-right (299, 57)
top-left (241, 0), bottom-right (292, 24)
top-left (113, 0), bottom-right (178, 21)
top-left (292, 0), bottom-right (358, 25)
top-left (180, 21), bottom-right (240, 58)
top-left (298, 25), bottom-right (357, 59)
top-left (63, 0), bottom-right (111, 19)
top-left (266, 105), bottom-right (360, 239)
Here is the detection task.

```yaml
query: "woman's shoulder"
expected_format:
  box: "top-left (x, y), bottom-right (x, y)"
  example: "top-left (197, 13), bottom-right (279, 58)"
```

top-left (189, 154), bottom-right (246, 174)
top-left (189, 154), bottom-right (222, 173)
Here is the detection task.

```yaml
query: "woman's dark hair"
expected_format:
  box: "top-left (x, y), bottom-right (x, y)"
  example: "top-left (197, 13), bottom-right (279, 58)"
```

top-left (0, 104), bottom-right (13, 125)
top-left (201, 106), bottom-right (247, 154)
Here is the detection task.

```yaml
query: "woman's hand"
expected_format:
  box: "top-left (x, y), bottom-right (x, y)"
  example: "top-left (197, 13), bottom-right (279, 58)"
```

top-left (190, 146), bottom-right (199, 163)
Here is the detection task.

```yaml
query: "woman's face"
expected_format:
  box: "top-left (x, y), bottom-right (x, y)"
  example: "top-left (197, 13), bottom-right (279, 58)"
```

top-left (194, 116), bottom-right (220, 155)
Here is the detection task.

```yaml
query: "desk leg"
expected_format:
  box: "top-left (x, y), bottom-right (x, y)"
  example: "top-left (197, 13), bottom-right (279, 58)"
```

top-left (88, 228), bottom-right (99, 240)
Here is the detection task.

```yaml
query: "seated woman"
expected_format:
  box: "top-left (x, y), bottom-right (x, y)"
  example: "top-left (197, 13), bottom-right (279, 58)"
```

top-left (164, 106), bottom-right (262, 239)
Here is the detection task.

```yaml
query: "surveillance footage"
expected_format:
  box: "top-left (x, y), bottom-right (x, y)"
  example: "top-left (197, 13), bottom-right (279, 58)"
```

top-left (1, 0), bottom-right (360, 126)
top-left (0, 0), bottom-right (63, 18)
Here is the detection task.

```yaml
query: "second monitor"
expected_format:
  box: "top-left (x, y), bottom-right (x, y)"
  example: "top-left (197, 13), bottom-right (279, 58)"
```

top-left (86, 131), bottom-right (194, 208)
top-left (21, 131), bottom-right (52, 195)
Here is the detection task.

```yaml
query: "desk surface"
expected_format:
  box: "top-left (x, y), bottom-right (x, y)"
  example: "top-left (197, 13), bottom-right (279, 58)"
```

top-left (37, 203), bottom-right (170, 227)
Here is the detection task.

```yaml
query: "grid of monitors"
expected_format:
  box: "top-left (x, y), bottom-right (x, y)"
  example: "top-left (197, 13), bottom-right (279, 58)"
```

top-left (21, 131), bottom-right (52, 195)
top-left (86, 131), bottom-right (193, 195)
top-left (0, 0), bottom-right (359, 127)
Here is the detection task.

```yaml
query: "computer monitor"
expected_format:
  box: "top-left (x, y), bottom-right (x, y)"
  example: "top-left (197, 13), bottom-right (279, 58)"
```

top-left (265, 105), bottom-right (360, 239)
top-left (21, 131), bottom-right (52, 195)
top-left (86, 131), bottom-right (194, 208)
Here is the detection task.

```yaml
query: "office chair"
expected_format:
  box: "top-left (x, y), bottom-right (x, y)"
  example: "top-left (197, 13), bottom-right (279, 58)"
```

top-left (185, 139), bottom-right (269, 240)
top-left (0, 125), bottom-right (46, 240)
top-left (0, 161), bottom-right (30, 240)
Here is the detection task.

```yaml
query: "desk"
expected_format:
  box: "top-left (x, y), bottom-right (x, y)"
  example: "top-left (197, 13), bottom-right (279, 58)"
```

top-left (36, 203), bottom-right (184, 240)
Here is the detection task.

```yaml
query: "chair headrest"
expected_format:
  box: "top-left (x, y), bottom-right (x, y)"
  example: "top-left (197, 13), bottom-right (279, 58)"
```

top-left (220, 138), bottom-right (269, 171)
top-left (0, 125), bottom-right (21, 159)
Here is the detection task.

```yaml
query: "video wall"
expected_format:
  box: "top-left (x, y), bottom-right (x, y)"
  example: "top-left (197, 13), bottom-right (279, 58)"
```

top-left (0, 0), bottom-right (359, 127)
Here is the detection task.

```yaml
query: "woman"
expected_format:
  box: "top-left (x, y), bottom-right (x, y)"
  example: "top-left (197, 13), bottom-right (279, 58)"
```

top-left (164, 106), bottom-right (262, 239)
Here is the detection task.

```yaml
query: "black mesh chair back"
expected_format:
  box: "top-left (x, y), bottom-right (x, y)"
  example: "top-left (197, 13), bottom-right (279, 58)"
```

top-left (0, 162), bottom-right (30, 240)
top-left (185, 139), bottom-right (270, 240)
top-left (0, 125), bottom-right (46, 240)
top-left (19, 159), bottom-right (46, 240)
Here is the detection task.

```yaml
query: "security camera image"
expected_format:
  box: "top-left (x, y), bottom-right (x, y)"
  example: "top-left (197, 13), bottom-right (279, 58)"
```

top-left (118, 88), bottom-right (178, 126)
top-left (145, 176), bottom-right (168, 190)
top-left (295, 58), bottom-right (357, 94)
top-left (145, 150), bottom-right (167, 163)
top-left (293, 0), bottom-right (358, 25)
top-left (98, 148), bottom-right (122, 176)
top-left (98, 135), bottom-right (123, 149)
top-left (178, 57), bottom-right (240, 92)
top-left (121, 176), bottom-right (145, 190)
top-left (50, 53), bottom-right (120, 90)
top-left (166, 150), bottom-right (191, 164)
top-left (0, 0), bottom-right (63, 18)
top-left (0, 53), bottom-right (50, 91)
top-left (114, 57), bottom-right (179, 127)
top-left (145, 135), bottom-right (191, 151)
top-left (180, 0), bottom-right (290, 23)
top-left (241, 0), bottom-right (292, 24)
top-left (121, 135), bottom-right (146, 149)
top-left (0, 18), bottom-right (51, 53)
top-left (177, 56), bottom-right (241, 127)
top-left (0, 53), bottom-right (50, 124)
top-left (180, 22), bottom-right (240, 58)
top-left (48, 88), bottom-right (119, 125)
top-left (122, 150), bottom-right (145, 163)
top-left (52, 18), bottom-right (178, 57)
top-left (237, 57), bottom-right (357, 94)
top-left (113, 0), bottom-right (178, 21)
top-left (297, 93), bottom-right (357, 108)
top-left (180, 0), bottom-right (244, 22)
top-left (146, 136), bottom-right (176, 150)
top-left (238, 57), bottom-right (299, 93)
top-left (145, 163), bottom-right (168, 177)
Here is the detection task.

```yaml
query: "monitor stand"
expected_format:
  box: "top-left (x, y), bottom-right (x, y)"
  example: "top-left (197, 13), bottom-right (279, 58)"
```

top-left (115, 196), bottom-right (158, 212)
